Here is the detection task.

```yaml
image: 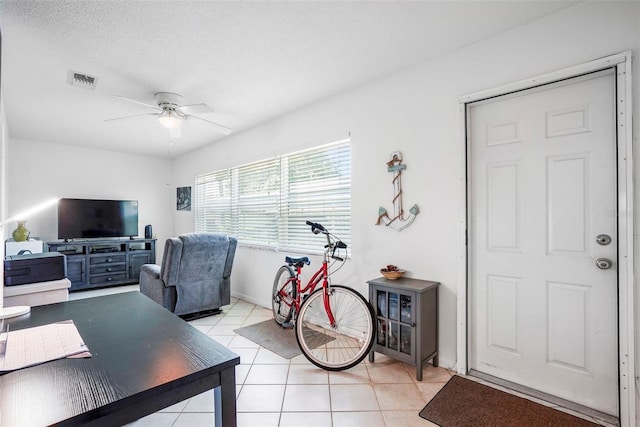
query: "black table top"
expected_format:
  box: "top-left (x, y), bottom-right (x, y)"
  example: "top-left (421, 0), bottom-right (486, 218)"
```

top-left (0, 291), bottom-right (240, 426)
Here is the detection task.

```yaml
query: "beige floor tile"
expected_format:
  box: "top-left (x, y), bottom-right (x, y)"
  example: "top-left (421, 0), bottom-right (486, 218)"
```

top-left (237, 384), bottom-right (286, 412)
top-left (182, 389), bottom-right (215, 412)
top-left (172, 412), bottom-right (216, 427)
top-left (250, 307), bottom-right (272, 316)
top-left (129, 412), bottom-right (179, 427)
top-left (253, 348), bottom-right (290, 364)
top-left (330, 384), bottom-right (380, 411)
top-left (415, 381), bottom-right (446, 403)
top-left (290, 353), bottom-right (314, 365)
top-left (208, 324), bottom-right (241, 335)
top-left (230, 348), bottom-right (259, 364)
top-left (226, 307), bottom-right (256, 316)
top-left (287, 364), bottom-right (329, 384)
top-left (217, 315), bottom-right (248, 325)
top-left (332, 410), bottom-right (386, 427)
top-left (364, 352), bottom-right (396, 364)
top-left (235, 364), bottom-right (251, 384)
top-left (373, 383), bottom-right (427, 411)
top-left (232, 302), bottom-right (256, 310)
top-left (228, 335), bottom-right (261, 348)
top-left (208, 335), bottom-right (234, 346)
top-left (282, 384), bottom-right (331, 412)
top-left (367, 360), bottom-right (414, 383)
top-left (244, 364), bottom-right (290, 384)
top-left (242, 315), bottom-right (273, 326)
top-left (188, 315), bottom-right (222, 326)
top-left (328, 364), bottom-right (371, 384)
top-left (237, 412), bottom-right (281, 427)
top-left (414, 364), bottom-right (452, 383)
top-left (382, 410), bottom-right (437, 427)
top-left (158, 399), bottom-right (189, 413)
top-left (279, 412), bottom-right (332, 426)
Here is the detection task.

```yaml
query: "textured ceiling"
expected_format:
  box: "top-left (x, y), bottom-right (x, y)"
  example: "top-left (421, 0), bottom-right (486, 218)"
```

top-left (0, 1), bottom-right (578, 158)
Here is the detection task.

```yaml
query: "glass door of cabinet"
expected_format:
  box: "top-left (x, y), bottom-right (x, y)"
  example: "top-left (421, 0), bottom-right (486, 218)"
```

top-left (375, 289), bottom-right (413, 354)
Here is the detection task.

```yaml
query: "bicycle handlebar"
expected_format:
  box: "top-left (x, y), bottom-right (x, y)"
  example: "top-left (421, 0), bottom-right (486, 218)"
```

top-left (306, 220), bottom-right (327, 234)
top-left (306, 220), bottom-right (347, 262)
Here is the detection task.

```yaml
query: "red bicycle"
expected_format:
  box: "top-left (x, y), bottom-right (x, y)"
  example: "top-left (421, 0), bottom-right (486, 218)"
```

top-left (272, 221), bottom-right (375, 370)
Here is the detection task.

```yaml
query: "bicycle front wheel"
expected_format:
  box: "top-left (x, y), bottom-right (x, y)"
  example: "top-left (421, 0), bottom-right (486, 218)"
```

top-left (295, 285), bottom-right (375, 371)
top-left (272, 265), bottom-right (296, 325)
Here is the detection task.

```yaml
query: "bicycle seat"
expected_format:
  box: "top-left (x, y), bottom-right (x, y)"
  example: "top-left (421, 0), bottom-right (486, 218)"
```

top-left (285, 256), bottom-right (311, 267)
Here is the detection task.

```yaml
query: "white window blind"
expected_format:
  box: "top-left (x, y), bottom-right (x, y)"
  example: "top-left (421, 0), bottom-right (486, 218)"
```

top-left (195, 138), bottom-right (351, 252)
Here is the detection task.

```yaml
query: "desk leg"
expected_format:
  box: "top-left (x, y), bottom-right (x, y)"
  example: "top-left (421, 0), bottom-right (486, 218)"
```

top-left (214, 367), bottom-right (237, 427)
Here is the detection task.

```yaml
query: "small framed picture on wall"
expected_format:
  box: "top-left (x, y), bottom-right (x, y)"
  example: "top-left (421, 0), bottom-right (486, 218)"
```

top-left (177, 186), bottom-right (191, 211)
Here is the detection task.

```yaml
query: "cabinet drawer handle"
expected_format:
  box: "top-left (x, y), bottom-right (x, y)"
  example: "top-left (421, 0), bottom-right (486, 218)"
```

top-left (106, 277), bottom-right (112, 281)
top-left (106, 258), bottom-right (112, 262)
top-left (107, 268), bottom-right (112, 272)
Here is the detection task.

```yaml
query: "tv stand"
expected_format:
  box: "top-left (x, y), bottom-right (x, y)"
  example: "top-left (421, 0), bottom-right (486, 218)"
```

top-left (45, 238), bottom-right (156, 292)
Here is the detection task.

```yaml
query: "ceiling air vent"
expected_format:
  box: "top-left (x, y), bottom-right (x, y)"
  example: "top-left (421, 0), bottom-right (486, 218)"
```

top-left (67, 70), bottom-right (98, 90)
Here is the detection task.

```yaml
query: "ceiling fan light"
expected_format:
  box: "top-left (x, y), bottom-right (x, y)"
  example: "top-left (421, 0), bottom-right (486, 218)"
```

top-left (158, 110), bottom-right (182, 129)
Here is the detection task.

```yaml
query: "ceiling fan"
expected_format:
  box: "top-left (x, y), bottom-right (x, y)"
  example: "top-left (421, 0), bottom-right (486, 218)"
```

top-left (105, 92), bottom-right (232, 138)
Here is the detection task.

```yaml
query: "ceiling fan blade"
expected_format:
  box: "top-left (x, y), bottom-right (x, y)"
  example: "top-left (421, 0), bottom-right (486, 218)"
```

top-left (111, 95), bottom-right (161, 111)
top-left (104, 112), bottom-right (159, 123)
top-left (180, 103), bottom-right (214, 115)
top-left (169, 127), bottom-right (182, 139)
top-left (187, 115), bottom-right (232, 135)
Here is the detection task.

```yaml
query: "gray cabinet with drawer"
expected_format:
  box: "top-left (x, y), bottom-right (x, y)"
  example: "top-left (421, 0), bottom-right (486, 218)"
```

top-left (46, 239), bottom-right (155, 291)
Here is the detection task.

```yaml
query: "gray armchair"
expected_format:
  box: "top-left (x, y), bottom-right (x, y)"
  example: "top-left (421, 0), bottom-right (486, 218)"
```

top-left (139, 232), bottom-right (237, 319)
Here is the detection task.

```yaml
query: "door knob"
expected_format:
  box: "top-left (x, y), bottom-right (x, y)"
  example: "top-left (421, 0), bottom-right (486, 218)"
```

top-left (595, 234), bottom-right (612, 246)
top-left (595, 258), bottom-right (613, 270)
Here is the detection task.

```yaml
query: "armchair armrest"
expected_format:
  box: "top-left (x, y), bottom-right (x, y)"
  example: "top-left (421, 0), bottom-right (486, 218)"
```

top-left (139, 264), bottom-right (170, 308)
top-left (140, 264), bottom-right (161, 281)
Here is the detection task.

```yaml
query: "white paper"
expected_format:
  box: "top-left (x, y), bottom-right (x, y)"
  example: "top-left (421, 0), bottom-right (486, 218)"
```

top-left (0, 320), bottom-right (90, 372)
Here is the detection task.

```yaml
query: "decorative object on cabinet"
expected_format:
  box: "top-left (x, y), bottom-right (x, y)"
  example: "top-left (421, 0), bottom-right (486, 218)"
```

top-left (11, 221), bottom-right (30, 242)
top-left (380, 264), bottom-right (405, 280)
top-left (368, 276), bottom-right (438, 381)
top-left (375, 152), bottom-right (419, 231)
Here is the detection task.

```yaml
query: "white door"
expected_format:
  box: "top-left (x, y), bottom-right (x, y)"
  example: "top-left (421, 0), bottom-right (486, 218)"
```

top-left (468, 69), bottom-right (618, 416)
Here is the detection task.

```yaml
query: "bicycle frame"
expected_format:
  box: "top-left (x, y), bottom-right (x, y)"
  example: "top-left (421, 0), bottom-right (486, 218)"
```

top-left (280, 246), bottom-right (337, 327)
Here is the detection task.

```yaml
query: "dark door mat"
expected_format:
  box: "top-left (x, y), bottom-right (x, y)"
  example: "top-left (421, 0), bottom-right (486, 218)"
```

top-left (419, 375), bottom-right (601, 427)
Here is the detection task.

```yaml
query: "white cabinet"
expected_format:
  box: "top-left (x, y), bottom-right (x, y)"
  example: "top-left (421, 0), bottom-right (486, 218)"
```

top-left (5, 238), bottom-right (44, 256)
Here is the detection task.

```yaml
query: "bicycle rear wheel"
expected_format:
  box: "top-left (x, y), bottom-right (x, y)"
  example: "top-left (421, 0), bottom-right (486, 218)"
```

top-left (272, 265), bottom-right (296, 325)
top-left (295, 285), bottom-right (375, 371)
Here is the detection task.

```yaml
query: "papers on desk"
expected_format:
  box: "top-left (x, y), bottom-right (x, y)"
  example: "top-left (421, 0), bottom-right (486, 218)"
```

top-left (0, 320), bottom-right (91, 372)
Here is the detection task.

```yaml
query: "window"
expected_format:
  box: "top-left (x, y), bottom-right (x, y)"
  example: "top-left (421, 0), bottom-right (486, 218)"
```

top-left (195, 138), bottom-right (351, 252)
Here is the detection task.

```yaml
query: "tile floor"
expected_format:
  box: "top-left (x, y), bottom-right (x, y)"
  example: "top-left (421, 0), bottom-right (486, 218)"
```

top-left (129, 295), bottom-right (448, 427)
top-left (70, 288), bottom-right (610, 427)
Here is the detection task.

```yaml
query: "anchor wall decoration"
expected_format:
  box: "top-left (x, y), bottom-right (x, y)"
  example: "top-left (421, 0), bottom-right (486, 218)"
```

top-left (375, 151), bottom-right (419, 231)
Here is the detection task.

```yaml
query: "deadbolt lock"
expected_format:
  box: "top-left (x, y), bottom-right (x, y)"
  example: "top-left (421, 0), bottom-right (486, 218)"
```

top-left (595, 258), bottom-right (613, 270)
top-left (595, 234), bottom-right (612, 246)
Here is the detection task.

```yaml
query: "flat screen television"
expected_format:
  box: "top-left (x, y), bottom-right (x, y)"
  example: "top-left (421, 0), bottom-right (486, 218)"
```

top-left (58, 198), bottom-right (139, 240)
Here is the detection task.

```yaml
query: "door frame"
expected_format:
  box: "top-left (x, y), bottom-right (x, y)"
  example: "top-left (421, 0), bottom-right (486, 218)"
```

top-left (456, 51), bottom-right (634, 426)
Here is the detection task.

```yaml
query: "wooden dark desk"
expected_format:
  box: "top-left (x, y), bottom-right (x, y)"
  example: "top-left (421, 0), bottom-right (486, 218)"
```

top-left (0, 292), bottom-right (240, 426)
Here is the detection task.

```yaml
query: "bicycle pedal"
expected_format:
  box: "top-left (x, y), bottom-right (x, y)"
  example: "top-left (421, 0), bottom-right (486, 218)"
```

top-left (281, 322), bottom-right (294, 329)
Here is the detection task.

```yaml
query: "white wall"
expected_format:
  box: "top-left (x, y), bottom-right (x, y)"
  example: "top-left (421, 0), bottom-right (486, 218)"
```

top-left (6, 138), bottom-right (173, 260)
top-left (1, 98), bottom-right (7, 308)
top-left (172, 1), bottom-right (640, 374)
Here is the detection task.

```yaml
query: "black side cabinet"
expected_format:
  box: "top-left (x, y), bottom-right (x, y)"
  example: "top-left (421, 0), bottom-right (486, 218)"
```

top-left (368, 277), bottom-right (439, 381)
